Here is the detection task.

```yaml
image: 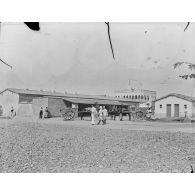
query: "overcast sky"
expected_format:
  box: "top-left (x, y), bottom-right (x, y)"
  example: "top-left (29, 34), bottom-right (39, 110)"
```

top-left (0, 23), bottom-right (195, 97)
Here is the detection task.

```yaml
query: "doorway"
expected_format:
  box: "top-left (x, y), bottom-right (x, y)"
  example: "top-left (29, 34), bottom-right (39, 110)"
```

top-left (166, 104), bottom-right (171, 118)
top-left (174, 104), bottom-right (179, 117)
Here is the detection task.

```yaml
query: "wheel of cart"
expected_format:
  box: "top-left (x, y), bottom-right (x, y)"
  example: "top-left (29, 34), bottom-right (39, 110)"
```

top-left (135, 110), bottom-right (144, 119)
top-left (63, 110), bottom-right (75, 120)
top-left (60, 108), bottom-right (76, 121)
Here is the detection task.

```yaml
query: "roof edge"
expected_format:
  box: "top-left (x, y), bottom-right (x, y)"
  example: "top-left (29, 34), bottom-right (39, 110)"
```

top-left (0, 88), bottom-right (19, 95)
top-left (155, 93), bottom-right (195, 102)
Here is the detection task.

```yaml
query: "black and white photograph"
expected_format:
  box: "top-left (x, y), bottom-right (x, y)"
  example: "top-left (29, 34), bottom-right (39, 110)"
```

top-left (1, 1), bottom-right (195, 194)
top-left (0, 22), bottom-right (194, 174)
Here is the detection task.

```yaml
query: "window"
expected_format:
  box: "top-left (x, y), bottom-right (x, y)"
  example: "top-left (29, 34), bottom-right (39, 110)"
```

top-left (123, 96), bottom-right (126, 98)
top-left (141, 95), bottom-right (143, 99)
top-left (129, 96), bottom-right (131, 99)
top-left (138, 95), bottom-right (140, 99)
top-left (160, 104), bottom-right (162, 108)
top-left (135, 95), bottom-right (137, 99)
top-left (132, 96), bottom-right (134, 100)
top-left (184, 105), bottom-right (187, 109)
top-left (126, 95), bottom-right (128, 98)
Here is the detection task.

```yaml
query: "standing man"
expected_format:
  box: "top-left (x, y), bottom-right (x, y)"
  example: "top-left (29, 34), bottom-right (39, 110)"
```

top-left (102, 106), bottom-right (108, 124)
top-left (10, 107), bottom-right (14, 118)
top-left (91, 105), bottom-right (97, 125)
top-left (97, 106), bottom-right (104, 125)
top-left (113, 106), bottom-right (117, 120)
top-left (44, 107), bottom-right (49, 118)
top-left (39, 107), bottom-right (43, 119)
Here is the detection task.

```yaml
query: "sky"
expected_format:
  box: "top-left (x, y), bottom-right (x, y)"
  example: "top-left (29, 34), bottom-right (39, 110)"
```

top-left (0, 22), bottom-right (195, 97)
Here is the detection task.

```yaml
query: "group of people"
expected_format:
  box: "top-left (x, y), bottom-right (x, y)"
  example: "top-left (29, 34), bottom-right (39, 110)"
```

top-left (39, 107), bottom-right (49, 119)
top-left (91, 105), bottom-right (108, 125)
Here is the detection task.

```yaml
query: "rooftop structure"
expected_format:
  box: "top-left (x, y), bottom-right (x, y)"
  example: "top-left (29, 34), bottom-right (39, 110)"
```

top-left (110, 82), bottom-right (157, 107)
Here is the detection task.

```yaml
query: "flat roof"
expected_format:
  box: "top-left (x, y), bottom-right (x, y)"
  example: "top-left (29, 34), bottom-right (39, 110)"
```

top-left (62, 97), bottom-right (131, 106)
top-left (0, 88), bottom-right (139, 104)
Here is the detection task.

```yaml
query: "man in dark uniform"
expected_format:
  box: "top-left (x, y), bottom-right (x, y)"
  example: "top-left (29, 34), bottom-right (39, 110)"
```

top-left (39, 107), bottom-right (43, 119)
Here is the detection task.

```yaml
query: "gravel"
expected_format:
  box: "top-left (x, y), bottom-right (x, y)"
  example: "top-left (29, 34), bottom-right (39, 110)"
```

top-left (0, 118), bottom-right (194, 172)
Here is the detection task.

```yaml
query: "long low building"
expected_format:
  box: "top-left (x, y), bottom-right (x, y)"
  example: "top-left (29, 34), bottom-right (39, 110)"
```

top-left (154, 93), bottom-right (195, 118)
top-left (0, 88), bottom-right (139, 117)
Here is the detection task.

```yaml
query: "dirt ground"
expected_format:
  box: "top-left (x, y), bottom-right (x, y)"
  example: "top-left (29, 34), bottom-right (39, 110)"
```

top-left (0, 117), bottom-right (194, 173)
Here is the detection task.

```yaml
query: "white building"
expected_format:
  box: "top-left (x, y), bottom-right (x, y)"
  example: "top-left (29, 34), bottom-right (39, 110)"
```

top-left (110, 87), bottom-right (156, 107)
top-left (154, 93), bottom-right (195, 118)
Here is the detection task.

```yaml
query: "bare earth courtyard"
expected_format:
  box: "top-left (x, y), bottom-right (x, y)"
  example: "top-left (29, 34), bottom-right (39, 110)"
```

top-left (0, 117), bottom-right (194, 173)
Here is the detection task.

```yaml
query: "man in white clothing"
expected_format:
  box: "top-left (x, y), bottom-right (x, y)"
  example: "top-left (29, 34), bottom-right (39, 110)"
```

top-left (91, 105), bottom-right (97, 125)
top-left (97, 106), bottom-right (104, 125)
top-left (102, 106), bottom-right (108, 124)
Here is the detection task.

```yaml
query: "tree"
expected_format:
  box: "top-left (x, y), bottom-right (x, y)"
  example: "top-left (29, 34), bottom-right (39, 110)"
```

top-left (173, 62), bottom-right (195, 80)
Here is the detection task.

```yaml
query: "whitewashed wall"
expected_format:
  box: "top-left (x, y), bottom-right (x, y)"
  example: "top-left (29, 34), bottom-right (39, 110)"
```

top-left (155, 96), bottom-right (193, 118)
top-left (0, 91), bottom-right (19, 116)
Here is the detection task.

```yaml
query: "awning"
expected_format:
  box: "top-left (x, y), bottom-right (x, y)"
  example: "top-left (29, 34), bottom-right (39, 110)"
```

top-left (62, 97), bottom-right (130, 106)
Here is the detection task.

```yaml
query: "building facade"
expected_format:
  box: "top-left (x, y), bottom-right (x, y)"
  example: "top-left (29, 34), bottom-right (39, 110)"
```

top-left (154, 93), bottom-right (195, 118)
top-left (0, 88), bottom-right (139, 117)
top-left (110, 87), bottom-right (156, 107)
